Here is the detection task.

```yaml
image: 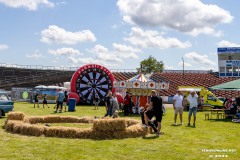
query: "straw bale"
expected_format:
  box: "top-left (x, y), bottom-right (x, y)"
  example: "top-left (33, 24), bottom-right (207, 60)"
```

top-left (20, 124), bottom-right (46, 137)
top-left (23, 116), bottom-right (45, 124)
top-left (5, 120), bottom-right (16, 132)
top-left (92, 130), bottom-right (114, 139)
top-left (43, 116), bottom-right (62, 123)
top-left (56, 127), bottom-right (78, 138)
top-left (126, 124), bottom-right (148, 138)
top-left (79, 116), bottom-right (94, 123)
top-left (93, 119), bottom-right (126, 131)
top-left (7, 112), bottom-right (25, 121)
top-left (75, 128), bottom-right (93, 139)
top-left (126, 119), bottom-right (140, 127)
top-left (113, 124), bottom-right (148, 139)
top-left (2, 119), bottom-right (8, 129)
top-left (45, 127), bottom-right (62, 137)
top-left (12, 121), bottom-right (24, 134)
top-left (60, 116), bottom-right (80, 123)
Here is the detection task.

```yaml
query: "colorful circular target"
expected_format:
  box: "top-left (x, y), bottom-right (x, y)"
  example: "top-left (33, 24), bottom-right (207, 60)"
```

top-left (70, 64), bottom-right (115, 103)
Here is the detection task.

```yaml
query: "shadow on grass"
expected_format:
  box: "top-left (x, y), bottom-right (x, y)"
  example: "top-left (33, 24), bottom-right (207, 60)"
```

top-left (186, 125), bottom-right (196, 128)
top-left (142, 135), bottom-right (159, 139)
top-left (170, 124), bottom-right (182, 127)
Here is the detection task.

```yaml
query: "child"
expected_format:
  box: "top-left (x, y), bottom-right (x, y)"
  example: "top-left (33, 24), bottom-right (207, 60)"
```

top-left (34, 90), bottom-right (39, 108)
top-left (43, 94), bottom-right (50, 108)
top-left (94, 95), bottom-right (99, 110)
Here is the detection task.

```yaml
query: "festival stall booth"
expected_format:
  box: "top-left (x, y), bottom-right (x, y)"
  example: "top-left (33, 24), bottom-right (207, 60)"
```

top-left (114, 74), bottom-right (169, 113)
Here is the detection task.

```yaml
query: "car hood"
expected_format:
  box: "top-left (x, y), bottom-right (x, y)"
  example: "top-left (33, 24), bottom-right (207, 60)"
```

top-left (0, 101), bottom-right (14, 105)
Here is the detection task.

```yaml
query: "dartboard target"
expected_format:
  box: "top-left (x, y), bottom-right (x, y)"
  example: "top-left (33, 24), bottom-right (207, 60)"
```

top-left (70, 64), bottom-right (115, 103)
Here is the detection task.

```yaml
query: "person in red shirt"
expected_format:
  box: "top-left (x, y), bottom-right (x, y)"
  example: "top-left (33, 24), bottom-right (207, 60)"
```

top-left (124, 92), bottom-right (131, 116)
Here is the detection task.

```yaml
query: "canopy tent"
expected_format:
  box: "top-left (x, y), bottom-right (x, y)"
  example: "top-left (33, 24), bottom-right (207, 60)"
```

top-left (209, 79), bottom-right (240, 91)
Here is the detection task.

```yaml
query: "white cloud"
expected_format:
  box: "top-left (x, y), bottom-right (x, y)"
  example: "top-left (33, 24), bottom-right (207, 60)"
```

top-left (88, 44), bottom-right (140, 62)
top-left (26, 50), bottom-right (44, 59)
top-left (124, 27), bottom-right (191, 49)
top-left (89, 45), bottom-right (122, 63)
top-left (112, 43), bottom-right (139, 59)
top-left (0, 0), bottom-right (54, 10)
top-left (178, 61), bottom-right (192, 67)
top-left (68, 43), bottom-right (140, 67)
top-left (217, 40), bottom-right (240, 47)
top-left (41, 25), bottom-right (96, 45)
top-left (165, 65), bottom-right (175, 70)
top-left (0, 43), bottom-right (8, 50)
top-left (209, 52), bottom-right (217, 56)
top-left (67, 57), bottom-right (118, 67)
top-left (48, 48), bottom-right (82, 56)
top-left (184, 52), bottom-right (216, 66)
top-left (117, 0), bottom-right (233, 36)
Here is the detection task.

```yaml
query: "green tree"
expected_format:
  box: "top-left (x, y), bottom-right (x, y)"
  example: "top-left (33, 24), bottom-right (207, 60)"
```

top-left (137, 55), bottom-right (164, 73)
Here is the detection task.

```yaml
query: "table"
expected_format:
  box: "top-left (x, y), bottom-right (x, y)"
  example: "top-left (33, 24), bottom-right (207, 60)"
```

top-left (208, 109), bottom-right (224, 119)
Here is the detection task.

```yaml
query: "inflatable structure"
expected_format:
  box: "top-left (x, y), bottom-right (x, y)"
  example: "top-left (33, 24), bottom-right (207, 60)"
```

top-left (70, 64), bottom-right (115, 103)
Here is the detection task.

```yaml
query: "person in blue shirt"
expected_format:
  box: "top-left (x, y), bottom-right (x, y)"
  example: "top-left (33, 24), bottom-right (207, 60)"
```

top-left (55, 89), bottom-right (65, 113)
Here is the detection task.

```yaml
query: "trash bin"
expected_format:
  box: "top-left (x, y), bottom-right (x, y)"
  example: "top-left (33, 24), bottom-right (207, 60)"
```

top-left (68, 98), bottom-right (76, 112)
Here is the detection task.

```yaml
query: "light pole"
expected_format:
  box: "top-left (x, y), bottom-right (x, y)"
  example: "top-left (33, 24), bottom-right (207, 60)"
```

top-left (182, 57), bottom-right (184, 85)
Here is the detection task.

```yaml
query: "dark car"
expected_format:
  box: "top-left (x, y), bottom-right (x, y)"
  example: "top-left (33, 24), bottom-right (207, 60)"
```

top-left (0, 91), bottom-right (14, 117)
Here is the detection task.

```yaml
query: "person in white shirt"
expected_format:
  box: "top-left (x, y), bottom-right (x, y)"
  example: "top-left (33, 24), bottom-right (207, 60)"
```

top-left (187, 91), bottom-right (198, 127)
top-left (172, 90), bottom-right (183, 125)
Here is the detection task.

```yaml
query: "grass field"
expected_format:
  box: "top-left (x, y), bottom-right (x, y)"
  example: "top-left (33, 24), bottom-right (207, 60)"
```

top-left (0, 102), bottom-right (239, 160)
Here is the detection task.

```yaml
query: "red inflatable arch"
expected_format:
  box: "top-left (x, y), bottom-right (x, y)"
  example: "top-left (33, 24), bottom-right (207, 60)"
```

top-left (70, 64), bottom-right (115, 103)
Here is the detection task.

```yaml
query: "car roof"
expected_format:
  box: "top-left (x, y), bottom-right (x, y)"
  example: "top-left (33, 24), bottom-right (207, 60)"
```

top-left (0, 91), bottom-right (7, 94)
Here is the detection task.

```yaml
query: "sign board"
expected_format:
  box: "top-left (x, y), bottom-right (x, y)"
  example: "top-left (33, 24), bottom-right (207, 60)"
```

top-left (218, 47), bottom-right (240, 54)
top-left (11, 87), bottom-right (33, 102)
top-left (226, 60), bottom-right (240, 67)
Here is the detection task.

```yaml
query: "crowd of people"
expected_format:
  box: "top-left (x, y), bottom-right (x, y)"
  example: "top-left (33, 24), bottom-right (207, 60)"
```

top-left (32, 87), bottom-right (240, 138)
top-left (33, 89), bottom-right (68, 113)
top-left (223, 95), bottom-right (240, 119)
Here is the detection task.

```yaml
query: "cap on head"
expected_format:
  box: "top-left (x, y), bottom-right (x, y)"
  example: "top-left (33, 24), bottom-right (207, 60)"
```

top-left (151, 90), bottom-right (157, 95)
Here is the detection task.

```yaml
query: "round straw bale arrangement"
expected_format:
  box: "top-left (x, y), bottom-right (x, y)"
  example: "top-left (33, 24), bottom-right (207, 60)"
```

top-left (3, 112), bottom-right (148, 139)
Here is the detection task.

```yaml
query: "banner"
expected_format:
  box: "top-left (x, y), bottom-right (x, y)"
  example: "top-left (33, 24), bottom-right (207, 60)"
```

top-left (11, 87), bottom-right (33, 102)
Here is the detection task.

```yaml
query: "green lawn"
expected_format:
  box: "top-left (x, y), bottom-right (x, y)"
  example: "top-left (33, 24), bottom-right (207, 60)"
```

top-left (0, 102), bottom-right (239, 160)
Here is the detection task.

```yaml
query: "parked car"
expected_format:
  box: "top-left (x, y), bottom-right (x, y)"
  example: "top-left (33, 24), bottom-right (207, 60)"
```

top-left (0, 91), bottom-right (14, 117)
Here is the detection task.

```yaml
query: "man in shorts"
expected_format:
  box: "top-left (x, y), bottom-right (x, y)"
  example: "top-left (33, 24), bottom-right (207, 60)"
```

top-left (34, 90), bottom-right (39, 108)
top-left (187, 91), bottom-right (198, 127)
top-left (172, 90), bottom-right (183, 125)
top-left (55, 89), bottom-right (65, 113)
top-left (144, 90), bottom-right (163, 137)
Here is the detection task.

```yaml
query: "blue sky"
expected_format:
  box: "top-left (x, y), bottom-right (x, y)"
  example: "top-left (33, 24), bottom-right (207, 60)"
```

top-left (0, 0), bottom-right (239, 71)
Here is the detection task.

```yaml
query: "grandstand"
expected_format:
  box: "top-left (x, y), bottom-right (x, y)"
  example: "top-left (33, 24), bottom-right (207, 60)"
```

top-left (0, 63), bottom-right (239, 97)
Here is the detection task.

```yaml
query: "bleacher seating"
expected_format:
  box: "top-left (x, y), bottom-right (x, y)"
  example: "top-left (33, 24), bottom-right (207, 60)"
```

top-left (0, 65), bottom-right (240, 98)
top-left (150, 72), bottom-right (240, 97)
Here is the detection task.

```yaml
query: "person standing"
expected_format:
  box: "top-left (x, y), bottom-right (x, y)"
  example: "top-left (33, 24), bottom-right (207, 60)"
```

top-left (182, 95), bottom-right (188, 111)
top-left (112, 92), bottom-right (119, 116)
top-left (55, 89), bottom-right (65, 113)
top-left (104, 92), bottom-right (114, 117)
top-left (187, 91), bottom-right (198, 127)
top-left (124, 92), bottom-right (131, 116)
top-left (94, 95), bottom-right (99, 110)
top-left (34, 90), bottom-right (39, 108)
top-left (144, 90), bottom-right (164, 137)
top-left (235, 95), bottom-right (240, 108)
top-left (63, 91), bottom-right (68, 112)
top-left (172, 90), bottom-right (183, 125)
top-left (42, 94), bottom-right (50, 108)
